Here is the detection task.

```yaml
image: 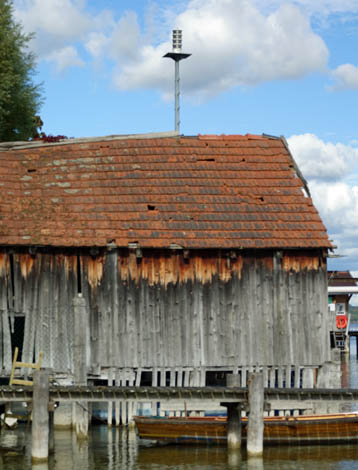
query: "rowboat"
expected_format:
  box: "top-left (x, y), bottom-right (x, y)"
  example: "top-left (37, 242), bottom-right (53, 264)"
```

top-left (134, 413), bottom-right (358, 446)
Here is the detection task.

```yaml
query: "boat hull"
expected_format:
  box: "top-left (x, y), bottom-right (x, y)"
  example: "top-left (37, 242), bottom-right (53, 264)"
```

top-left (134, 413), bottom-right (358, 446)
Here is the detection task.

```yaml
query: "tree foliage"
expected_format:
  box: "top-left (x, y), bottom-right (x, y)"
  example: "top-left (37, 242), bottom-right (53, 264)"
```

top-left (0, 0), bottom-right (43, 141)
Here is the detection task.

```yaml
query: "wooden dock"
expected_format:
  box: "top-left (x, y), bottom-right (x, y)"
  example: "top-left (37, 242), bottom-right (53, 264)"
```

top-left (4, 370), bottom-right (358, 461)
top-left (2, 384), bottom-right (358, 404)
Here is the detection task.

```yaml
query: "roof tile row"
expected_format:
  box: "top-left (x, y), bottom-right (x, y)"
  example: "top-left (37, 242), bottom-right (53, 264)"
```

top-left (0, 134), bottom-right (331, 249)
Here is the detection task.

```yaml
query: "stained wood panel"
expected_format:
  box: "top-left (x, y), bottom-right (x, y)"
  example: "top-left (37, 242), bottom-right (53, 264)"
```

top-left (0, 248), bottom-right (330, 375)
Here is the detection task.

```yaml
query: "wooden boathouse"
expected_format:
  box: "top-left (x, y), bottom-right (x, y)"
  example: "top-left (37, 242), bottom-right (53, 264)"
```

top-left (0, 131), bottom-right (333, 394)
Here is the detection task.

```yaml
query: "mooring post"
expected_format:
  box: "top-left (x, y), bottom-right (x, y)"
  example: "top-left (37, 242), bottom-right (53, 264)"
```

top-left (108, 368), bottom-right (114, 427)
top-left (49, 401), bottom-right (55, 454)
top-left (32, 369), bottom-right (50, 463)
top-left (73, 294), bottom-right (88, 439)
top-left (223, 373), bottom-right (244, 449)
top-left (220, 401), bottom-right (242, 449)
top-left (247, 371), bottom-right (264, 457)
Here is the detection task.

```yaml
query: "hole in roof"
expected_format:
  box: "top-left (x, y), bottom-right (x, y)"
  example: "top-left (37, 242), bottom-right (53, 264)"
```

top-left (27, 169), bottom-right (36, 173)
top-left (259, 197), bottom-right (264, 202)
top-left (147, 205), bottom-right (156, 211)
top-left (197, 158), bottom-right (215, 162)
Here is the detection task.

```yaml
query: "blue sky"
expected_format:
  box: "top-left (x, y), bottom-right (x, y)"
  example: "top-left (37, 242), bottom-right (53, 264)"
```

top-left (12, 0), bottom-right (358, 282)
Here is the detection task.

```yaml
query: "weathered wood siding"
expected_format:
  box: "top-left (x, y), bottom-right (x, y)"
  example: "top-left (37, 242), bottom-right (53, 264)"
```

top-left (0, 249), bottom-right (329, 376)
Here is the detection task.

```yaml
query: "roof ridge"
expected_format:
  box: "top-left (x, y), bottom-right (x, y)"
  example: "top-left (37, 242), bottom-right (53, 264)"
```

top-left (198, 133), bottom-right (266, 140)
top-left (280, 135), bottom-right (311, 198)
top-left (0, 130), bottom-right (180, 151)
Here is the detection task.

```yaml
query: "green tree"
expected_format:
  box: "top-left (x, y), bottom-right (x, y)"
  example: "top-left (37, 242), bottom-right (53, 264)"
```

top-left (0, 0), bottom-right (43, 141)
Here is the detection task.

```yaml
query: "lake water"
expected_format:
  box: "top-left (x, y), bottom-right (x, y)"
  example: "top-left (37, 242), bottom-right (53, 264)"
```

top-left (3, 427), bottom-right (358, 470)
top-left (3, 337), bottom-right (358, 470)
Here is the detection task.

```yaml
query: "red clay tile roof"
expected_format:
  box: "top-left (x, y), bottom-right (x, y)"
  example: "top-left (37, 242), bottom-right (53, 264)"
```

top-left (0, 133), bottom-right (332, 249)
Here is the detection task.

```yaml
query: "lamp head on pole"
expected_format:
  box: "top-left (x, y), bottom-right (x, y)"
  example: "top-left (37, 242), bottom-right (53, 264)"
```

top-left (172, 29), bottom-right (182, 53)
top-left (164, 29), bottom-right (191, 62)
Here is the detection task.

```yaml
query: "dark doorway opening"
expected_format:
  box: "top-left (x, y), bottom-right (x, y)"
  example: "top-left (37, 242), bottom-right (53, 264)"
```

top-left (206, 370), bottom-right (231, 387)
top-left (140, 371), bottom-right (153, 386)
top-left (9, 316), bottom-right (25, 361)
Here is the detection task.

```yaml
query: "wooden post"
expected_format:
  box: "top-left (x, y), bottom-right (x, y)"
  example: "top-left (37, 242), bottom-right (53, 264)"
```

top-left (108, 369), bottom-right (113, 427)
top-left (49, 402), bottom-right (55, 454)
top-left (220, 402), bottom-right (242, 449)
top-left (32, 369), bottom-right (50, 463)
top-left (247, 372), bottom-right (264, 457)
top-left (72, 294), bottom-right (88, 439)
top-left (127, 401), bottom-right (135, 428)
top-left (115, 370), bottom-right (120, 427)
top-left (224, 373), bottom-right (244, 449)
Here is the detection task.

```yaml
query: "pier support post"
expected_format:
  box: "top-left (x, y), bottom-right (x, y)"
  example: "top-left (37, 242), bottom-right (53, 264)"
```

top-left (49, 401), bottom-right (55, 454)
top-left (223, 374), bottom-right (244, 449)
top-left (32, 369), bottom-right (50, 463)
top-left (247, 372), bottom-right (264, 457)
top-left (221, 402), bottom-right (242, 449)
top-left (73, 294), bottom-right (88, 439)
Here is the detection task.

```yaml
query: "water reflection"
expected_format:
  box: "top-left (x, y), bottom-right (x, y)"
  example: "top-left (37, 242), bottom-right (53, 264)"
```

top-left (247, 457), bottom-right (263, 470)
top-left (137, 444), bottom-right (228, 467)
top-left (32, 463), bottom-right (48, 470)
top-left (1, 424), bottom-right (358, 470)
top-left (227, 449), bottom-right (242, 467)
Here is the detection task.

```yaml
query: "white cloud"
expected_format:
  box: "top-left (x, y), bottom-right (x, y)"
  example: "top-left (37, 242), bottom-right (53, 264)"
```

top-left (112, 0), bottom-right (329, 98)
top-left (85, 32), bottom-right (109, 58)
top-left (45, 46), bottom-right (85, 72)
top-left (330, 64), bottom-right (358, 91)
top-left (309, 181), bottom-right (358, 223)
top-left (288, 134), bottom-right (358, 181)
top-left (14, 0), bottom-right (329, 93)
top-left (309, 180), bottom-right (358, 261)
top-left (288, 133), bottom-right (358, 268)
top-left (14, 0), bottom-right (92, 56)
top-left (254, 0), bottom-right (358, 17)
top-left (108, 11), bottom-right (141, 63)
top-left (13, 0), bottom-right (114, 73)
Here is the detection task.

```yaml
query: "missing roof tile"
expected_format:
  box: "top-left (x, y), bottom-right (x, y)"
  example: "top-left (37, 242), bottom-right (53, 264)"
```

top-left (147, 205), bottom-right (156, 211)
